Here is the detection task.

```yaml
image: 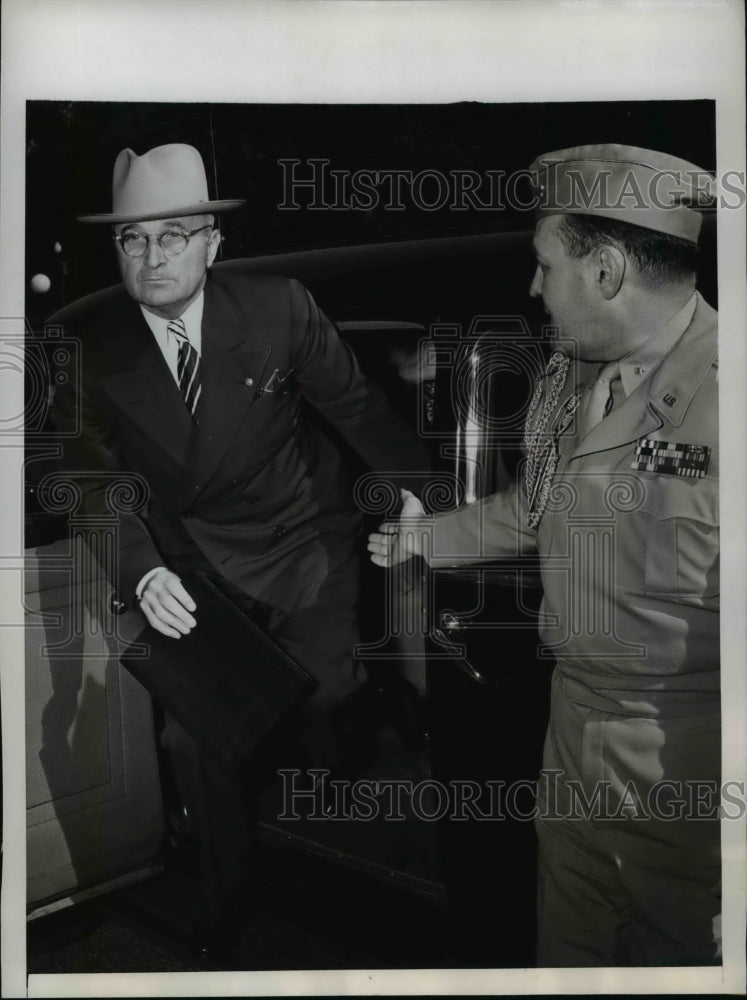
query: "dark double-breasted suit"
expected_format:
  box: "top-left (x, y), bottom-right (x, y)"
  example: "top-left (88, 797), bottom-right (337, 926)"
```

top-left (58, 270), bottom-right (425, 608)
top-left (54, 268), bottom-right (428, 919)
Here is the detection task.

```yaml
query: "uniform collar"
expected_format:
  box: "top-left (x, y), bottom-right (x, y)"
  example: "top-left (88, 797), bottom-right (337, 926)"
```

top-left (647, 291), bottom-right (718, 427)
top-left (569, 292), bottom-right (716, 458)
top-left (617, 293), bottom-right (697, 398)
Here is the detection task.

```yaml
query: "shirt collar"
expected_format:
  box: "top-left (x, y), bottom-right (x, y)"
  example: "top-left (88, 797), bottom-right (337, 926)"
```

top-left (139, 291), bottom-right (204, 352)
top-left (617, 292), bottom-right (697, 398)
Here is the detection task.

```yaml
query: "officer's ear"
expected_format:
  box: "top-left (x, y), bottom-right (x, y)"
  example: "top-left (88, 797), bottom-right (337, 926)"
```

top-left (595, 244), bottom-right (626, 300)
top-left (206, 225), bottom-right (221, 269)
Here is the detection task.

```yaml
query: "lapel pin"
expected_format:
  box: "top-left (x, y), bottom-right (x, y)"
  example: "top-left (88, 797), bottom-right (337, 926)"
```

top-left (262, 368), bottom-right (281, 394)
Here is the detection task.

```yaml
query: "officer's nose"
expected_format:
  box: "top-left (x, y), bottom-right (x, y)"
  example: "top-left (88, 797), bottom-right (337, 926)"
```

top-left (529, 265), bottom-right (542, 299)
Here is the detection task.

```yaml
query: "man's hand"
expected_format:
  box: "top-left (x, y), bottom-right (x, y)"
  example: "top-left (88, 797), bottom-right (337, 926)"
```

top-left (139, 568), bottom-right (197, 638)
top-left (367, 489), bottom-right (426, 567)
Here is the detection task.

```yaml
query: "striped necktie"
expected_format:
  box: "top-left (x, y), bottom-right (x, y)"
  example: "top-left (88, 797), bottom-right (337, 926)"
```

top-left (167, 317), bottom-right (201, 416)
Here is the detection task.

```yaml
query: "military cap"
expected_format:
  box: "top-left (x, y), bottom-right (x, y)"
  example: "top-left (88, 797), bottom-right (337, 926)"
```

top-left (528, 143), bottom-right (716, 244)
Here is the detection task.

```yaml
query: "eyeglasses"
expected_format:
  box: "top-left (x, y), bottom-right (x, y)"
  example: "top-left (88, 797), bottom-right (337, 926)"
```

top-left (114, 224), bottom-right (213, 259)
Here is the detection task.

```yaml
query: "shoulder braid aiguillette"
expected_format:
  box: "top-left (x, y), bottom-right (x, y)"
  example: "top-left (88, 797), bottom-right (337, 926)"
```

top-left (524, 351), bottom-right (581, 528)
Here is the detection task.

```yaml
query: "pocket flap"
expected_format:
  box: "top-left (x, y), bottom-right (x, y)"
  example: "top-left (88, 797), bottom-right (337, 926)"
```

top-left (638, 475), bottom-right (719, 525)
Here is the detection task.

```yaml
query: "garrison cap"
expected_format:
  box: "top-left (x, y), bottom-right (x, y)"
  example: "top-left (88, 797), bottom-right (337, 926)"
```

top-left (528, 144), bottom-right (716, 244)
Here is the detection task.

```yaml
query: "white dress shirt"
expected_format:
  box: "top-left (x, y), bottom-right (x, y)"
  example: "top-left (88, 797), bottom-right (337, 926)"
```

top-left (139, 292), bottom-right (204, 384)
top-left (135, 293), bottom-right (204, 600)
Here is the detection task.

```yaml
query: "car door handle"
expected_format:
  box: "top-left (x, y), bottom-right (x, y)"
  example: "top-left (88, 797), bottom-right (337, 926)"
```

top-left (430, 625), bottom-right (502, 685)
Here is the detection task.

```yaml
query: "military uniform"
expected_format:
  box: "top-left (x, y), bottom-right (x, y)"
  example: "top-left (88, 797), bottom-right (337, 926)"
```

top-left (428, 291), bottom-right (720, 964)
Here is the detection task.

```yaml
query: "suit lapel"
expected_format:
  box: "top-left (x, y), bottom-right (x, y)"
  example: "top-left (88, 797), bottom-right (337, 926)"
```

top-left (188, 277), bottom-right (272, 493)
top-left (98, 296), bottom-right (195, 468)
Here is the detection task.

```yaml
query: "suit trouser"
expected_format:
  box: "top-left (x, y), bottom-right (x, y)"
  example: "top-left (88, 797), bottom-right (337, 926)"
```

top-left (159, 548), bottom-right (363, 912)
top-left (535, 673), bottom-right (721, 967)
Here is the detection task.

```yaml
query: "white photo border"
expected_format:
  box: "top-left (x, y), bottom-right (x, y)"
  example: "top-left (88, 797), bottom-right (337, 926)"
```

top-left (2, 1), bottom-right (745, 996)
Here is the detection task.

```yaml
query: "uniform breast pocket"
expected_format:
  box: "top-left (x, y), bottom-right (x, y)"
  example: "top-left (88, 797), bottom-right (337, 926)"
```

top-left (637, 475), bottom-right (719, 599)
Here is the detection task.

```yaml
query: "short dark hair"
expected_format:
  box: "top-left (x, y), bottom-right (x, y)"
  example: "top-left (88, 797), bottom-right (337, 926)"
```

top-left (556, 213), bottom-right (699, 286)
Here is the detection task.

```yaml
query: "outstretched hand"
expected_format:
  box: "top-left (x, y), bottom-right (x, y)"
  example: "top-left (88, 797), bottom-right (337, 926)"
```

top-left (367, 489), bottom-right (426, 568)
top-left (139, 568), bottom-right (197, 638)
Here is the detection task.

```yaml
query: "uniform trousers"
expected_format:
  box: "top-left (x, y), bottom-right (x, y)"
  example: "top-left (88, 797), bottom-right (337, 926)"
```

top-left (535, 672), bottom-right (721, 967)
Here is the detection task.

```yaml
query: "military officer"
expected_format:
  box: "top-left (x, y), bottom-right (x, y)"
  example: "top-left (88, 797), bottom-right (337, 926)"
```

top-left (368, 144), bottom-right (720, 967)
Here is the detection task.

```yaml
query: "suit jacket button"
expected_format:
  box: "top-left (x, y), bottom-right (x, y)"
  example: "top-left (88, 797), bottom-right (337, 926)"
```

top-left (244, 377), bottom-right (254, 387)
top-left (274, 524), bottom-right (287, 539)
top-left (109, 594), bottom-right (127, 616)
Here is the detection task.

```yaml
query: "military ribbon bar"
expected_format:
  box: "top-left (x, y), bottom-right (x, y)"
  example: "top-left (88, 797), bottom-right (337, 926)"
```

top-left (632, 438), bottom-right (711, 478)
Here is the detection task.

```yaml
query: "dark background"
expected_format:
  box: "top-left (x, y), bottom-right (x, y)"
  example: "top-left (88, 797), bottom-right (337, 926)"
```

top-left (26, 99), bottom-right (717, 323)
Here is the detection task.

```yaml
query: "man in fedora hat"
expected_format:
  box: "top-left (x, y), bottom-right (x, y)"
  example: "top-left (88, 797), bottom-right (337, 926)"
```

top-left (369, 144), bottom-right (721, 966)
top-left (56, 142), bottom-right (427, 950)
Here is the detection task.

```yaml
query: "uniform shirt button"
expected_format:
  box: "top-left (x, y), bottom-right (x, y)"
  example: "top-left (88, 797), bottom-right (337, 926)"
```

top-left (273, 524), bottom-right (287, 538)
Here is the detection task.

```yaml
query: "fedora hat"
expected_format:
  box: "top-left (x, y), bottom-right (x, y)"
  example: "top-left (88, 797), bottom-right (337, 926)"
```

top-left (77, 143), bottom-right (245, 224)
